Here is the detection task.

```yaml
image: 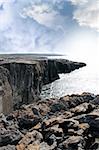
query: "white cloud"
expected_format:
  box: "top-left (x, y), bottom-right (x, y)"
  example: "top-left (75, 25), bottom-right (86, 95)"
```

top-left (21, 2), bottom-right (66, 30)
top-left (67, 0), bottom-right (88, 5)
top-left (68, 0), bottom-right (99, 32)
top-left (0, 0), bottom-right (67, 53)
top-left (0, 0), bottom-right (98, 54)
top-left (0, 2), bottom-right (13, 31)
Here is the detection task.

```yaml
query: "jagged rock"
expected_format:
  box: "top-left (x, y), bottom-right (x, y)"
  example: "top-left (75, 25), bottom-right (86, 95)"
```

top-left (24, 142), bottom-right (56, 150)
top-left (73, 109), bottom-right (99, 139)
top-left (0, 145), bottom-right (16, 150)
top-left (18, 117), bottom-right (41, 130)
top-left (42, 116), bottom-right (65, 129)
top-left (55, 59), bottom-right (86, 74)
top-left (50, 102), bottom-right (67, 113)
top-left (0, 128), bottom-right (22, 146)
top-left (70, 103), bottom-right (95, 115)
top-left (77, 123), bottom-right (89, 135)
top-left (59, 119), bottom-right (79, 134)
top-left (60, 93), bottom-right (95, 110)
top-left (35, 101), bottom-right (51, 116)
top-left (89, 142), bottom-right (99, 150)
top-left (17, 142), bottom-right (55, 150)
top-left (26, 144), bottom-right (40, 150)
top-left (67, 123), bottom-right (90, 137)
top-left (58, 136), bottom-right (85, 150)
top-left (17, 130), bottom-right (43, 150)
top-left (91, 95), bottom-right (99, 105)
top-left (40, 141), bottom-right (57, 150)
top-left (45, 125), bottom-right (63, 137)
top-left (0, 92), bottom-right (99, 149)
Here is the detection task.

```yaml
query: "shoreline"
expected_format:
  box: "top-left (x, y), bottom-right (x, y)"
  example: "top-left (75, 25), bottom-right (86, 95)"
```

top-left (1, 55), bottom-right (97, 149)
top-left (0, 56), bottom-right (86, 114)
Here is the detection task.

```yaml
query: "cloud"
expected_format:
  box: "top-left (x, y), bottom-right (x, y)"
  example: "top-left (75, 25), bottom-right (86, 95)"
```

top-left (69, 0), bottom-right (99, 32)
top-left (0, 0), bottom-right (98, 54)
top-left (22, 3), bottom-right (58, 29)
top-left (0, 2), bottom-right (12, 31)
top-left (0, 0), bottom-right (67, 53)
top-left (21, 2), bottom-right (67, 30)
top-left (67, 0), bottom-right (88, 5)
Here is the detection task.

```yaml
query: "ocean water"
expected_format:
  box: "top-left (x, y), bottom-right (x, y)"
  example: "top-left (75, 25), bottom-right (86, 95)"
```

top-left (41, 55), bottom-right (99, 99)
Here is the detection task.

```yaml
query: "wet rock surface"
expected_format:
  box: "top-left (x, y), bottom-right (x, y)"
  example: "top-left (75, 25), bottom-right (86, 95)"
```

top-left (0, 92), bottom-right (99, 149)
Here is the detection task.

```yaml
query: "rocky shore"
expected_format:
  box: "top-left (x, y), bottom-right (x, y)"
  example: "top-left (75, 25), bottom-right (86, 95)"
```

top-left (0, 92), bottom-right (99, 150)
top-left (0, 56), bottom-right (86, 114)
top-left (1, 55), bottom-right (95, 149)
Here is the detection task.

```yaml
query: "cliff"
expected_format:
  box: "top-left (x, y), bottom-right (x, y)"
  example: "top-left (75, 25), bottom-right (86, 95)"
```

top-left (0, 57), bottom-right (86, 113)
top-left (0, 66), bottom-right (13, 114)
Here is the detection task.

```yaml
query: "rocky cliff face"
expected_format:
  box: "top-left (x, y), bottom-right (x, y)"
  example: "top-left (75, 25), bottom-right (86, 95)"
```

top-left (0, 66), bottom-right (13, 114)
top-left (0, 57), bottom-right (86, 113)
top-left (1, 62), bottom-right (42, 110)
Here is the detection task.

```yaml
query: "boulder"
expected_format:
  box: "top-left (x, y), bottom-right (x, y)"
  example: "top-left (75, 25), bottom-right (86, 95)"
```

top-left (70, 103), bottom-right (95, 115)
top-left (0, 145), bottom-right (16, 150)
top-left (17, 130), bottom-right (43, 149)
top-left (0, 128), bottom-right (22, 146)
top-left (58, 136), bottom-right (85, 150)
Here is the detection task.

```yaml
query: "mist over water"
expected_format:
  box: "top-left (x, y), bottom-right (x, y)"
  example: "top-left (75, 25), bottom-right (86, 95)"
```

top-left (41, 42), bottom-right (99, 99)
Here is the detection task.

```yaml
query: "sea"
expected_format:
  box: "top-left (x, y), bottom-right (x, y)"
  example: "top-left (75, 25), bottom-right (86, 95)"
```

top-left (41, 54), bottom-right (99, 99)
top-left (0, 53), bottom-right (99, 99)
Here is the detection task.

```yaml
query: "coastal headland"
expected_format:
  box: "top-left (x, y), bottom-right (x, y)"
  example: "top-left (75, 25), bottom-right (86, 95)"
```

top-left (1, 55), bottom-right (98, 149)
top-left (0, 54), bottom-right (86, 113)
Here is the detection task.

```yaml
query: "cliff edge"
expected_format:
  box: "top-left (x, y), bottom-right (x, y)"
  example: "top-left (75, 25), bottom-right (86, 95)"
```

top-left (0, 56), bottom-right (86, 113)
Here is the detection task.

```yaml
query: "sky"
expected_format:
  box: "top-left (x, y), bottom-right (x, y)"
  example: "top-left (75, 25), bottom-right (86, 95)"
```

top-left (0, 0), bottom-right (99, 61)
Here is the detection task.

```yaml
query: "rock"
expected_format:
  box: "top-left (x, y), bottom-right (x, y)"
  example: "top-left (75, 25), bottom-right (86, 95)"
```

top-left (67, 123), bottom-right (90, 136)
top-left (0, 56), bottom-right (86, 113)
top-left (32, 107), bottom-right (40, 117)
top-left (42, 133), bottom-right (57, 149)
top-left (70, 103), bottom-right (95, 115)
top-left (55, 59), bottom-right (86, 74)
top-left (40, 141), bottom-right (57, 150)
top-left (35, 101), bottom-right (51, 116)
top-left (42, 60), bottom-right (59, 84)
top-left (18, 117), bottom-right (41, 130)
top-left (91, 95), bottom-right (99, 105)
top-left (89, 142), bottom-right (99, 150)
top-left (77, 123), bottom-right (89, 135)
top-left (0, 128), bottom-right (22, 146)
top-left (60, 93), bottom-right (95, 111)
top-left (75, 109), bottom-right (99, 137)
top-left (26, 144), bottom-right (40, 150)
top-left (17, 130), bottom-right (43, 148)
top-left (45, 125), bottom-right (63, 137)
top-left (50, 102), bottom-right (66, 113)
top-left (58, 136), bottom-right (85, 150)
top-left (59, 119), bottom-right (79, 134)
top-left (0, 145), bottom-right (16, 150)
top-left (0, 66), bottom-right (13, 114)
top-left (0, 92), bottom-right (98, 150)
top-left (42, 116), bottom-right (65, 129)
top-left (17, 142), bottom-right (56, 150)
